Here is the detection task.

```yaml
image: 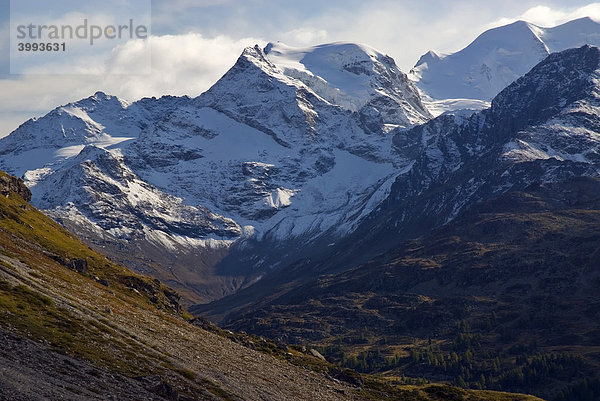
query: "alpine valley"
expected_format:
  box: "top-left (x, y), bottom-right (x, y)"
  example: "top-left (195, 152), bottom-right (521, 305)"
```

top-left (2, 17), bottom-right (600, 400)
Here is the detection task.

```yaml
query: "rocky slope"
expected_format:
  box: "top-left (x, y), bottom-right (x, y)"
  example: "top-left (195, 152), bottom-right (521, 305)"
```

top-left (0, 43), bottom-right (430, 304)
top-left (411, 17), bottom-right (600, 112)
top-left (0, 173), bottom-right (31, 201)
top-left (0, 328), bottom-right (169, 401)
top-left (0, 170), bottom-right (360, 400)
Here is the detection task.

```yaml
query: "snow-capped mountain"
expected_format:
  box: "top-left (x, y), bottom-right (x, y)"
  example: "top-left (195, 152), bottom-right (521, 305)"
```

top-left (0, 42), bottom-right (430, 302)
top-left (198, 44), bottom-right (600, 319)
top-left (411, 17), bottom-right (600, 113)
top-left (353, 44), bottom-right (600, 259)
top-left (3, 26), bottom-right (600, 305)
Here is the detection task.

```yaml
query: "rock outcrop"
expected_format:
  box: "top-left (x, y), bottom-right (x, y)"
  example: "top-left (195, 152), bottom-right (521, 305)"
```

top-left (0, 172), bottom-right (31, 202)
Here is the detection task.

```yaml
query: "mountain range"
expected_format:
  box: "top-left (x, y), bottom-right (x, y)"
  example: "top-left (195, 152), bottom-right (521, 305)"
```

top-left (2, 17), bottom-right (600, 400)
top-left (194, 43), bottom-right (600, 390)
top-left (0, 41), bottom-right (431, 303)
top-left (197, 42), bottom-right (600, 397)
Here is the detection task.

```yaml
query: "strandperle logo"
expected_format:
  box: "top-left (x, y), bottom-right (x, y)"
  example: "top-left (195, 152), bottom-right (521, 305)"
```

top-left (16, 19), bottom-right (149, 45)
top-left (10, 0), bottom-right (151, 75)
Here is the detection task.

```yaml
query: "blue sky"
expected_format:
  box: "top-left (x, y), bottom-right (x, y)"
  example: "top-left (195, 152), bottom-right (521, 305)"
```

top-left (1, 0), bottom-right (600, 136)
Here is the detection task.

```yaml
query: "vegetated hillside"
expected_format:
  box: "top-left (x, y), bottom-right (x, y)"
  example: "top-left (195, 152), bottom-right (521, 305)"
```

top-left (216, 177), bottom-right (600, 400)
top-left (0, 170), bottom-right (542, 401)
top-left (0, 170), bottom-right (352, 401)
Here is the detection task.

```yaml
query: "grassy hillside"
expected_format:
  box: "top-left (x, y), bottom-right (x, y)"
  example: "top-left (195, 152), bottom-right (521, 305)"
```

top-left (209, 177), bottom-right (600, 400)
top-left (0, 170), bottom-right (543, 400)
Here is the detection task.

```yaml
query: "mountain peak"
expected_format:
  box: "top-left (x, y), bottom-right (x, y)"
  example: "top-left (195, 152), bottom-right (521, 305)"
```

top-left (569, 16), bottom-right (596, 23)
top-left (92, 90), bottom-right (109, 99)
top-left (73, 91), bottom-right (129, 109)
top-left (508, 19), bottom-right (535, 27)
top-left (263, 41), bottom-right (390, 77)
top-left (412, 17), bottom-right (600, 103)
top-left (241, 44), bottom-right (267, 59)
top-left (201, 40), bottom-right (430, 134)
top-left (237, 44), bottom-right (277, 69)
top-left (556, 16), bottom-right (599, 28)
top-left (457, 19), bottom-right (544, 56)
top-left (537, 17), bottom-right (600, 53)
top-left (414, 50), bottom-right (443, 69)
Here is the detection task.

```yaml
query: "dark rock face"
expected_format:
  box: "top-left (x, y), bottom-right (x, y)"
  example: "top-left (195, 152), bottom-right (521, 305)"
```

top-left (71, 258), bottom-right (88, 273)
top-left (136, 376), bottom-right (180, 401)
top-left (0, 173), bottom-right (32, 202)
top-left (123, 275), bottom-right (183, 313)
top-left (489, 45), bottom-right (600, 139)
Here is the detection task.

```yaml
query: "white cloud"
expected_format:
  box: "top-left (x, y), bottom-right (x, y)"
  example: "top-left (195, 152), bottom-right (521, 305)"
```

top-left (100, 33), bottom-right (264, 100)
top-left (282, 2), bottom-right (489, 71)
top-left (486, 3), bottom-right (600, 29)
top-left (279, 27), bottom-right (328, 46)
